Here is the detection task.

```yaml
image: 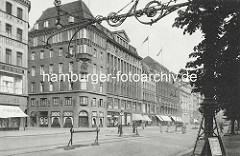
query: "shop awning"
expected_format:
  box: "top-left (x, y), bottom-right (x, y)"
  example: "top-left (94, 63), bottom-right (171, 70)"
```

top-left (0, 105), bottom-right (28, 118)
top-left (143, 115), bottom-right (152, 122)
top-left (177, 117), bottom-right (183, 122)
top-left (132, 114), bottom-right (145, 121)
top-left (171, 116), bottom-right (183, 123)
top-left (159, 115), bottom-right (172, 122)
top-left (156, 115), bottom-right (164, 121)
top-left (170, 116), bottom-right (177, 122)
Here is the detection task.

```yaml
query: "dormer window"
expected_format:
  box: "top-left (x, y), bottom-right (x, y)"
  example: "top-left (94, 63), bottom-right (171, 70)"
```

top-left (34, 23), bottom-right (39, 30)
top-left (43, 21), bottom-right (49, 28)
top-left (68, 16), bottom-right (74, 23)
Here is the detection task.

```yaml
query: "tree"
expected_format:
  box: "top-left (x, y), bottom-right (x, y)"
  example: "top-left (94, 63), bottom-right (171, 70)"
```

top-left (173, 0), bottom-right (240, 134)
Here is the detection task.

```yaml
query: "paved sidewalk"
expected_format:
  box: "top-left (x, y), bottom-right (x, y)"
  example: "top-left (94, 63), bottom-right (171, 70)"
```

top-left (0, 125), bottom-right (185, 138)
top-left (0, 127), bottom-right (117, 138)
top-left (180, 131), bottom-right (240, 156)
top-left (222, 132), bottom-right (240, 156)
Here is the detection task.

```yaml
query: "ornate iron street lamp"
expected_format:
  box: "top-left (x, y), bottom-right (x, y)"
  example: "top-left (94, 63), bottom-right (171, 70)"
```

top-left (45, 0), bottom-right (224, 155)
top-left (46, 0), bottom-right (191, 61)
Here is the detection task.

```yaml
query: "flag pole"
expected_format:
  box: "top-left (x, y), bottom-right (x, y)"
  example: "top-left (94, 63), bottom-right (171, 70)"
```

top-left (148, 37), bottom-right (149, 56)
top-left (161, 49), bottom-right (163, 65)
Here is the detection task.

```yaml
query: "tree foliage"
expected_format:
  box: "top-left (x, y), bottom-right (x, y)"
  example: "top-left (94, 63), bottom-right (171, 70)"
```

top-left (173, 0), bottom-right (240, 124)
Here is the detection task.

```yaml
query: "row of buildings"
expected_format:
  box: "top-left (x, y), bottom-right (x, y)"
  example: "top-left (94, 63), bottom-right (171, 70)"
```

top-left (0, 0), bottom-right (202, 130)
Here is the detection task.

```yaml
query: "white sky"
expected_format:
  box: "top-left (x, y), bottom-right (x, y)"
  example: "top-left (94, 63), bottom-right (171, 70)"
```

top-left (29, 0), bottom-right (202, 73)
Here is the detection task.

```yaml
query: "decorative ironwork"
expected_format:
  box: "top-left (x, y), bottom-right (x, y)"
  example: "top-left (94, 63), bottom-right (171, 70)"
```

top-left (46, 0), bottom-right (191, 61)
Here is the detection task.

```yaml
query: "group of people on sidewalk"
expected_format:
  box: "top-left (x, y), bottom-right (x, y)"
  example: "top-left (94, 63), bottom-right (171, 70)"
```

top-left (117, 121), bottom-right (188, 135)
top-left (158, 122), bottom-right (187, 134)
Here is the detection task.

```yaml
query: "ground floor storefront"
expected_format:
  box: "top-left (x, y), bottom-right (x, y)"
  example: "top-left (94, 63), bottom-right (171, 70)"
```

top-left (0, 104), bottom-right (28, 131)
top-left (29, 109), bottom-right (106, 128)
top-left (107, 111), bottom-right (132, 127)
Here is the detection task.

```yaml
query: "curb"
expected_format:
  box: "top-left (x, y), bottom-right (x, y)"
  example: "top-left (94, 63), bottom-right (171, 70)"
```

top-left (175, 148), bottom-right (193, 156)
top-left (0, 132), bottom-right (68, 138)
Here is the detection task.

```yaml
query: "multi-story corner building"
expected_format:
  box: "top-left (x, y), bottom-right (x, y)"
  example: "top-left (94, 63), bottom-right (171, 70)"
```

top-left (142, 56), bottom-right (180, 122)
top-left (0, 0), bottom-right (31, 130)
top-left (28, 1), bottom-right (107, 128)
top-left (105, 30), bottom-right (143, 127)
top-left (28, 0), bottom-right (143, 128)
top-left (141, 62), bottom-right (157, 124)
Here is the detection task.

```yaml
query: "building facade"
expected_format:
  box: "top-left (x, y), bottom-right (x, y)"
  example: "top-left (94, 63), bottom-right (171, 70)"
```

top-left (105, 30), bottom-right (143, 127)
top-left (0, 0), bottom-right (30, 130)
top-left (141, 62), bottom-right (157, 124)
top-left (28, 0), bottom-right (143, 128)
top-left (143, 56), bottom-right (181, 123)
top-left (179, 82), bottom-right (203, 124)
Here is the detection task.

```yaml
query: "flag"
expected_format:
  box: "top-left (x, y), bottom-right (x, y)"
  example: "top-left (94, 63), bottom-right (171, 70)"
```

top-left (156, 48), bottom-right (162, 56)
top-left (142, 36), bottom-right (149, 45)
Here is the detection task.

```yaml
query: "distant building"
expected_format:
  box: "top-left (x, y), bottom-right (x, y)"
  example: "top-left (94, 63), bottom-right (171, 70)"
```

top-left (141, 62), bottom-right (157, 124)
top-left (142, 56), bottom-right (181, 123)
top-left (0, 0), bottom-right (31, 130)
top-left (179, 82), bottom-right (202, 124)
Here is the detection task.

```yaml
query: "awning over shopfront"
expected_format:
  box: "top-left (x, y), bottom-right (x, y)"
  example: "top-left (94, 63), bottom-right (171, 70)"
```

top-left (171, 116), bottom-right (183, 123)
top-left (170, 116), bottom-right (177, 122)
top-left (177, 117), bottom-right (183, 122)
top-left (156, 115), bottom-right (163, 121)
top-left (0, 105), bottom-right (28, 118)
top-left (132, 114), bottom-right (145, 121)
top-left (159, 115), bottom-right (172, 122)
top-left (142, 115), bottom-right (152, 122)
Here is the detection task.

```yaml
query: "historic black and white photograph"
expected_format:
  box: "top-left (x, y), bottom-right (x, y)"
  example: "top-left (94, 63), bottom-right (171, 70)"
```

top-left (0, 0), bottom-right (240, 155)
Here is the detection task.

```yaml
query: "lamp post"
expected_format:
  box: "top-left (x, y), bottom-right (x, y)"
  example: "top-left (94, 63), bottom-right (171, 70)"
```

top-left (119, 110), bottom-right (124, 137)
top-left (199, 98), bottom-right (217, 155)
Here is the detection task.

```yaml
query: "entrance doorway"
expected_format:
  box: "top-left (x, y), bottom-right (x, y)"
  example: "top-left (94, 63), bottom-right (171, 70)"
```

top-left (79, 111), bottom-right (89, 128)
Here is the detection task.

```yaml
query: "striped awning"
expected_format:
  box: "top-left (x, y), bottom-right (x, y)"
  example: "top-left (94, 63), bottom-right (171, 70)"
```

top-left (0, 105), bottom-right (28, 118)
top-left (156, 115), bottom-right (164, 121)
top-left (159, 115), bottom-right (172, 122)
top-left (171, 116), bottom-right (183, 123)
top-left (143, 115), bottom-right (152, 122)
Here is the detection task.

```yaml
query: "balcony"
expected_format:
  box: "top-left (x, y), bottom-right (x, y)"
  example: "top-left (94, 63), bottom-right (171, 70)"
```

top-left (75, 53), bottom-right (92, 62)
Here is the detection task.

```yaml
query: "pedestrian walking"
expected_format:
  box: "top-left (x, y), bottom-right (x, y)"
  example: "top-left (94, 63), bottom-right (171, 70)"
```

top-left (182, 124), bottom-right (186, 134)
top-left (166, 122), bottom-right (169, 132)
top-left (219, 121), bottom-right (224, 134)
top-left (135, 123), bottom-right (138, 135)
top-left (117, 124), bottom-right (120, 134)
top-left (159, 122), bottom-right (162, 133)
top-left (132, 121), bottom-right (136, 133)
top-left (142, 121), bottom-right (145, 130)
